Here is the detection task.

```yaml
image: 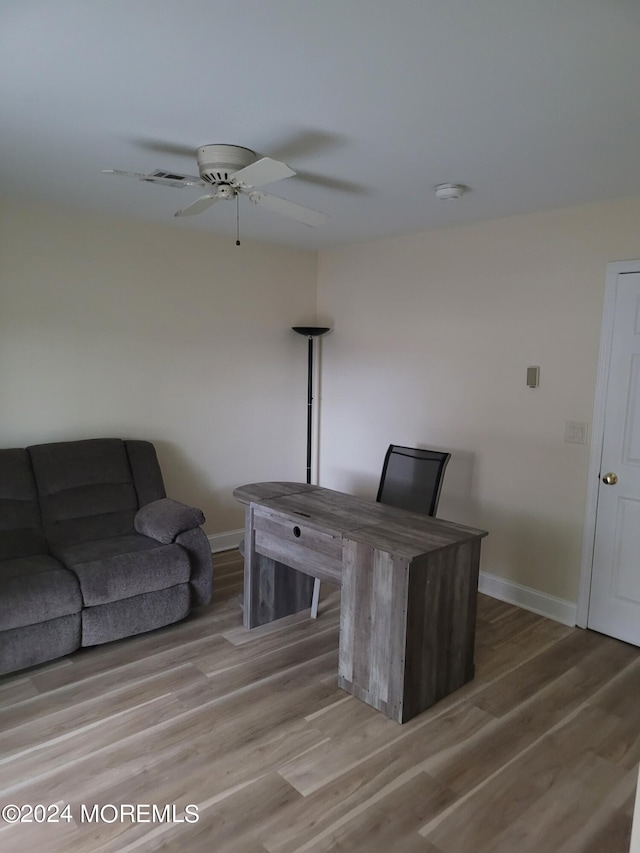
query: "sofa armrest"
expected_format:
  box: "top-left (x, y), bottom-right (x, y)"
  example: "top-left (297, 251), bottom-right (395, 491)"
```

top-left (134, 498), bottom-right (205, 545)
top-left (176, 527), bottom-right (213, 606)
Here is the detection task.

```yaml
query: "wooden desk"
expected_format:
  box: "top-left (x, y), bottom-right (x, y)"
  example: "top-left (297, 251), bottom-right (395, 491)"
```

top-left (233, 482), bottom-right (488, 723)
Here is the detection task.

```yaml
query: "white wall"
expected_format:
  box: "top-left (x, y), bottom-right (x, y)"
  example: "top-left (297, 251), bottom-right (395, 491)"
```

top-left (317, 197), bottom-right (640, 603)
top-left (0, 199), bottom-right (317, 534)
top-left (5, 194), bottom-right (640, 604)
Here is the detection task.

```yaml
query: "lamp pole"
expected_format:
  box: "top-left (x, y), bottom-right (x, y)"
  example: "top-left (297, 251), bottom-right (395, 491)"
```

top-left (292, 326), bottom-right (330, 484)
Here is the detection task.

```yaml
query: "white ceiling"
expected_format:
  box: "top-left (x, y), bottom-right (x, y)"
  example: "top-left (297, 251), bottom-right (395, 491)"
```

top-left (2, 0), bottom-right (640, 251)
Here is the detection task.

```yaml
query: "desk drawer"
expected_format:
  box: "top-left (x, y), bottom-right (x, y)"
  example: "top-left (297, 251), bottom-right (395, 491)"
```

top-left (253, 506), bottom-right (342, 583)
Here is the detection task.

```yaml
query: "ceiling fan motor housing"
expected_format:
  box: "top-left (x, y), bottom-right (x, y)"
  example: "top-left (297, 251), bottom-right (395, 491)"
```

top-left (196, 144), bottom-right (257, 185)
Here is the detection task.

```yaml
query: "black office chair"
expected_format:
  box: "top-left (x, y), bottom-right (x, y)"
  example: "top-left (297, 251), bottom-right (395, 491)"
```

top-left (376, 444), bottom-right (451, 516)
top-left (310, 444), bottom-right (451, 618)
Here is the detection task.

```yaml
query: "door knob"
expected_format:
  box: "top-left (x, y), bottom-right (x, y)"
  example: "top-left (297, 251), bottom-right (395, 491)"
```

top-left (602, 472), bottom-right (618, 485)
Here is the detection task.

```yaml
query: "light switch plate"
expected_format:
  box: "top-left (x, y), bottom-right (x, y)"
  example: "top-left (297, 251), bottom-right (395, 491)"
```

top-left (526, 366), bottom-right (540, 388)
top-left (565, 421), bottom-right (588, 444)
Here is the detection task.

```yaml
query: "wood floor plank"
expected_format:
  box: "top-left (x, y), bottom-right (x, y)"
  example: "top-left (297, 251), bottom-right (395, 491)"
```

top-left (477, 605), bottom-right (544, 646)
top-left (0, 554), bottom-right (637, 852)
top-left (148, 773), bottom-right (305, 853)
top-left (193, 628), bottom-right (340, 684)
top-left (278, 695), bottom-right (492, 799)
top-left (222, 599), bottom-right (340, 648)
top-left (0, 675), bottom-right (39, 706)
top-left (0, 692), bottom-right (184, 793)
top-left (0, 812), bottom-right (85, 853)
top-left (0, 663), bottom-right (209, 762)
top-left (473, 627), bottom-right (633, 718)
top-left (2, 654), bottom-right (339, 812)
top-left (300, 772), bottom-right (451, 852)
top-left (485, 752), bottom-right (626, 853)
top-left (589, 652), bottom-right (640, 718)
top-left (555, 767), bottom-right (637, 853)
top-left (420, 704), bottom-right (627, 852)
top-left (265, 704), bottom-right (491, 852)
top-left (569, 812), bottom-right (635, 853)
top-left (423, 644), bottom-right (640, 800)
top-left (0, 655), bottom-right (212, 735)
top-left (472, 615), bottom-right (574, 682)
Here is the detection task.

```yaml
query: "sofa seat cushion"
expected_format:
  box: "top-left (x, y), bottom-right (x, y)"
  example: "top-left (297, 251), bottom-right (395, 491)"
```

top-left (57, 534), bottom-right (191, 607)
top-left (0, 555), bottom-right (83, 631)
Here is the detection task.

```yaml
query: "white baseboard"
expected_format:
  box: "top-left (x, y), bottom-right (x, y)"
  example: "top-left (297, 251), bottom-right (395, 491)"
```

top-left (208, 529), bottom-right (244, 554)
top-left (479, 570), bottom-right (577, 627)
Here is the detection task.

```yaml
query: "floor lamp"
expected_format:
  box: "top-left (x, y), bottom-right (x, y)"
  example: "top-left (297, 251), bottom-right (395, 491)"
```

top-left (292, 325), bottom-right (330, 618)
top-left (292, 326), bottom-right (330, 484)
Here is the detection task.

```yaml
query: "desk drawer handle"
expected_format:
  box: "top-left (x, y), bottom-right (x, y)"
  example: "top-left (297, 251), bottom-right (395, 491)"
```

top-left (293, 526), bottom-right (301, 538)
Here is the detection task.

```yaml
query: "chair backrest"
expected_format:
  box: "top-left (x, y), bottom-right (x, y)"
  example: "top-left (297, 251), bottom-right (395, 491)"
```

top-left (376, 445), bottom-right (451, 517)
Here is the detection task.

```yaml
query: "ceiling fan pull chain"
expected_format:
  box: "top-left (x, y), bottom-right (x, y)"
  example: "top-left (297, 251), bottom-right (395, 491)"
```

top-left (236, 192), bottom-right (241, 246)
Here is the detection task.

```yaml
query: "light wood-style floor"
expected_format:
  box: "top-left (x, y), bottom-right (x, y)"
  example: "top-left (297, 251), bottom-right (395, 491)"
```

top-left (0, 550), bottom-right (638, 852)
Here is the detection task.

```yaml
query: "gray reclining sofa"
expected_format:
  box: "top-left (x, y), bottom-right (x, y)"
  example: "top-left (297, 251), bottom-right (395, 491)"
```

top-left (0, 438), bottom-right (212, 675)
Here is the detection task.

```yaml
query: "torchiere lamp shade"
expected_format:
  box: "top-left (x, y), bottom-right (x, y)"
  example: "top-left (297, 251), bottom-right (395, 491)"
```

top-left (292, 327), bottom-right (331, 337)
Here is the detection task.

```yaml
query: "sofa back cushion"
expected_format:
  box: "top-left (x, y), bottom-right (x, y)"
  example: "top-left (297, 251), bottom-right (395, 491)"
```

top-left (124, 440), bottom-right (166, 507)
top-left (0, 449), bottom-right (48, 560)
top-left (29, 439), bottom-right (140, 549)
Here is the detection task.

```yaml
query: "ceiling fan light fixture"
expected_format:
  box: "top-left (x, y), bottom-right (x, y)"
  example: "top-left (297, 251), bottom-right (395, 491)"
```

top-left (216, 185), bottom-right (235, 200)
top-left (196, 144), bottom-right (257, 185)
top-left (435, 183), bottom-right (468, 200)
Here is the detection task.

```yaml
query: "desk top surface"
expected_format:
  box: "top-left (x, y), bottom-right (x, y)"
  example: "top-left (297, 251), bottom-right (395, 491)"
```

top-left (234, 482), bottom-right (487, 557)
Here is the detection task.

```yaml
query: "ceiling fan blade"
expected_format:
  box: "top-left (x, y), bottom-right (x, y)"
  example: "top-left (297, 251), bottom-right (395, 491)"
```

top-left (268, 130), bottom-right (346, 162)
top-left (294, 170), bottom-right (369, 195)
top-left (248, 191), bottom-right (327, 226)
top-left (103, 168), bottom-right (151, 179)
top-left (232, 157), bottom-right (295, 189)
top-left (102, 169), bottom-right (203, 188)
top-left (174, 195), bottom-right (219, 217)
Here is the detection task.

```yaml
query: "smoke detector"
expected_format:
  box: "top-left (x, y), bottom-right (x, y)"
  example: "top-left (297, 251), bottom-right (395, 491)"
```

top-left (435, 183), bottom-right (468, 200)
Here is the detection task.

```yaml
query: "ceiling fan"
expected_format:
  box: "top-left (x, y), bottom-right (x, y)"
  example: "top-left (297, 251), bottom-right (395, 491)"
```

top-left (103, 144), bottom-right (327, 227)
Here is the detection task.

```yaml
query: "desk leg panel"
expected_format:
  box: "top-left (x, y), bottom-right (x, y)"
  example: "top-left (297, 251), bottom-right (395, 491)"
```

top-left (243, 506), bottom-right (314, 629)
top-left (403, 539), bottom-right (481, 721)
top-left (339, 540), bottom-right (409, 722)
top-left (339, 537), bottom-right (481, 724)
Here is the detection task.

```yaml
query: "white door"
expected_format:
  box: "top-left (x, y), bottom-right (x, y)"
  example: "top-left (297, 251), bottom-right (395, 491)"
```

top-left (588, 270), bottom-right (640, 646)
